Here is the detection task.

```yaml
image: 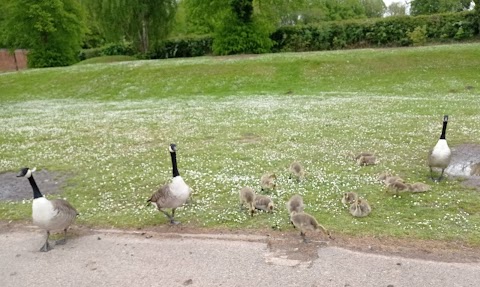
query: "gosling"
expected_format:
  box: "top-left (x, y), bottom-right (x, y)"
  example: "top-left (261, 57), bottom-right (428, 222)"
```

top-left (260, 172), bottom-right (277, 191)
top-left (341, 192), bottom-right (358, 206)
top-left (357, 155), bottom-right (377, 166)
top-left (254, 194), bottom-right (274, 213)
top-left (405, 182), bottom-right (431, 193)
top-left (286, 194), bottom-right (304, 214)
top-left (239, 187), bottom-right (256, 217)
top-left (290, 211), bottom-right (332, 242)
top-left (349, 198), bottom-right (372, 217)
top-left (289, 161), bottom-right (305, 181)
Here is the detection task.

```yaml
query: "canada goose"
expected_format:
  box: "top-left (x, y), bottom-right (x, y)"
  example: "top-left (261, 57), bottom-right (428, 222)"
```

top-left (254, 194), bottom-right (274, 213)
top-left (428, 115), bottom-right (452, 181)
top-left (290, 211), bottom-right (332, 242)
top-left (286, 194), bottom-right (304, 214)
top-left (17, 167), bottom-right (78, 252)
top-left (147, 144), bottom-right (191, 225)
top-left (349, 198), bottom-right (371, 217)
top-left (357, 155), bottom-right (377, 166)
top-left (408, 182), bottom-right (431, 193)
top-left (260, 172), bottom-right (277, 191)
top-left (341, 192), bottom-right (358, 206)
top-left (239, 187), bottom-right (255, 217)
top-left (289, 161), bottom-right (305, 181)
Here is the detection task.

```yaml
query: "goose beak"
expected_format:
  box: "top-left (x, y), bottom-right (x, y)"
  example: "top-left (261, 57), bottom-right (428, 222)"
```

top-left (17, 167), bottom-right (29, 177)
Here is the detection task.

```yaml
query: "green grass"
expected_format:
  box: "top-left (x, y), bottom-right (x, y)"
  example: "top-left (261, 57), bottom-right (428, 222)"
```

top-left (74, 55), bottom-right (138, 65)
top-left (1, 43), bottom-right (480, 245)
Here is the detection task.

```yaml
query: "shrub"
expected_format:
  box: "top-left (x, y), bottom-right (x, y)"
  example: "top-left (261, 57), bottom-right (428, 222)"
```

top-left (272, 11), bottom-right (478, 52)
top-left (213, 16), bottom-right (274, 55)
top-left (150, 35), bottom-right (213, 59)
top-left (408, 25), bottom-right (428, 46)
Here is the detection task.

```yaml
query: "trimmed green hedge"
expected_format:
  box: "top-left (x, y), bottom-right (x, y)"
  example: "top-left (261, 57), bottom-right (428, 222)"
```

top-left (271, 11), bottom-right (479, 52)
top-left (149, 35), bottom-right (213, 59)
top-left (79, 42), bottom-right (136, 61)
top-left (79, 11), bottom-right (479, 60)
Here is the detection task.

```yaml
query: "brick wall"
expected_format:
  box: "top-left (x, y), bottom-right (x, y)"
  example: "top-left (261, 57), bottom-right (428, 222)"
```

top-left (0, 49), bottom-right (28, 72)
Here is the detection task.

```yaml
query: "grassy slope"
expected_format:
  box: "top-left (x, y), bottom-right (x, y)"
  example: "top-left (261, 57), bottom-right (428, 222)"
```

top-left (1, 44), bottom-right (480, 245)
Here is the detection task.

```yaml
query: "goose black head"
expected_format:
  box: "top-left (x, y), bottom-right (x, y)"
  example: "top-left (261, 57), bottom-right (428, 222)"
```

top-left (443, 115), bottom-right (449, 122)
top-left (17, 167), bottom-right (32, 178)
top-left (169, 144), bottom-right (177, 153)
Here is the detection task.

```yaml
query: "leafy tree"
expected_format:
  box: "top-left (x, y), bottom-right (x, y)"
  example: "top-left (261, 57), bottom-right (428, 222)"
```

top-left (386, 1), bottom-right (407, 16)
top-left (3, 0), bottom-right (86, 68)
top-left (83, 0), bottom-right (177, 54)
top-left (183, 0), bottom-right (230, 34)
top-left (360, 0), bottom-right (386, 18)
top-left (411, 0), bottom-right (472, 16)
top-left (213, 0), bottom-right (273, 55)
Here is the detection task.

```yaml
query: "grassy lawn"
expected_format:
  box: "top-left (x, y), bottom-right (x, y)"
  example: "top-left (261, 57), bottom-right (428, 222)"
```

top-left (1, 43), bottom-right (480, 245)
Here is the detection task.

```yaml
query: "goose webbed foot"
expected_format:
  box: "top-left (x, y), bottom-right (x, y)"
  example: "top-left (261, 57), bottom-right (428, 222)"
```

top-left (159, 209), bottom-right (176, 224)
top-left (300, 232), bottom-right (309, 243)
top-left (39, 241), bottom-right (52, 252)
top-left (56, 229), bottom-right (68, 245)
top-left (170, 219), bottom-right (180, 225)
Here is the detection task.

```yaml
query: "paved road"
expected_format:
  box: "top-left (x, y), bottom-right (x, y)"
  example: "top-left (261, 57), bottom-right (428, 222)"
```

top-left (0, 228), bottom-right (479, 287)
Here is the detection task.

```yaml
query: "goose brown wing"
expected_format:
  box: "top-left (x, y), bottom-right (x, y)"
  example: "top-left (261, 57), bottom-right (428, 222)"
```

top-left (50, 199), bottom-right (78, 229)
top-left (149, 184), bottom-right (172, 206)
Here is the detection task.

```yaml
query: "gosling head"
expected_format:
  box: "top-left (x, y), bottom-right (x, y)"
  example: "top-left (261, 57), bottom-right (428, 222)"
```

top-left (17, 167), bottom-right (35, 178)
top-left (267, 202), bottom-right (274, 213)
top-left (169, 144), bottom-right (177, 153)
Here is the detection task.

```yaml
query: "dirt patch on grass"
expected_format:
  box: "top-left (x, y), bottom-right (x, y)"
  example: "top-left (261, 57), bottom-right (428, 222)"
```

top-left (0, 170), bottom-right (67, 201)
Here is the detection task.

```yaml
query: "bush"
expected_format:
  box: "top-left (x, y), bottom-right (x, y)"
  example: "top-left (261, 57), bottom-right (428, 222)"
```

top-left (272, 11), bottom-right (479, 53)
top-left (150, 35), bottom-right (213, 59)
top-left (408, 25), bottom-right (427, 46)
top-left (79, 42), bottom-right (135, 61)
top-left (101, 42), bottom-right (135, 56)
top-left (213, 16), bottom-right (274, 55)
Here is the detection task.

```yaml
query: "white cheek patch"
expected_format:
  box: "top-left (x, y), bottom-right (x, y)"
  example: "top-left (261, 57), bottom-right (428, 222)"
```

top-left (25, 167), bottom-right (36, 178)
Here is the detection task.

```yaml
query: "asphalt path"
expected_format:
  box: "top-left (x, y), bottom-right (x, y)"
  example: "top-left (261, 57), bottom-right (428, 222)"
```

top-left (1, 227), bottom-right (479, 287)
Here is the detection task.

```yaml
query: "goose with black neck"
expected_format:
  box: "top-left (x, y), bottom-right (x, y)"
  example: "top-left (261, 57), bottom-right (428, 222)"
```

top-left (148, 144), bottom-right (191, 225)
top-left (17, 167), bottom-right (78, 252)
top-left (428, 115), bottom-right (452, 181)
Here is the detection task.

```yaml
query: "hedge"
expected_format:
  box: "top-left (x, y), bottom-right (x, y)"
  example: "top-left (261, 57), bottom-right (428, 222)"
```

top-left (79, 11), bottom-right (479, 60)
top-left (271, 11), bottom-right (479, 52)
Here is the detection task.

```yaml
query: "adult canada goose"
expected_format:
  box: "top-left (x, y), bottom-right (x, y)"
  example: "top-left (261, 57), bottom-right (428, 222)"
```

top-left (239, 187), bottom-right (255, 217)
top-left (17, 167), bottom-right (78, 252)
top-left (147, 144), bottom-right (191, 225)
top-left (260, 172), bottom-right (277, 191)
top-left (254, 194), bottom-right (274, 213)
top-left (428, 115), bottom-right (452, 181)
top-left (290, 211), bottom-right (332, 242)
top-left (349, 198), bottom-right (371, 217)
top-left (286, 194), bottom-right (304, 214)
top-left (341, 192), bottom-right (358, 206)
top-left (289, 161), bottom-right (305, 181)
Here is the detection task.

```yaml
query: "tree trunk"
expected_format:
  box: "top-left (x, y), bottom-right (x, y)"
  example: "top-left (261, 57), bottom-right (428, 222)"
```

top-left (141, 19), bottom-right (148, 54)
